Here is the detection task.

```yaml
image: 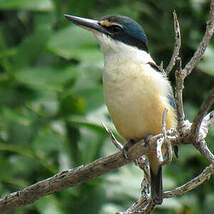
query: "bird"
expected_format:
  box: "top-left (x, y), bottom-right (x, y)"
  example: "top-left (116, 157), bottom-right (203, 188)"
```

top-left (64, 14), bottom-right (177, 205)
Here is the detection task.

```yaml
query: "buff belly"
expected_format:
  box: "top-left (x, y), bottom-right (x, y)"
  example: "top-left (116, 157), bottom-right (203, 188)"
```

top-left (103, 62), bottom-right (176, 141)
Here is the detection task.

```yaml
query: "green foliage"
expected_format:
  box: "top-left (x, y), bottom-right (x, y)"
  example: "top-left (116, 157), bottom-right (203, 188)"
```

top-left (0, 0), bottom-right (53, 11)
top-left (0, 0), bottom-right (214, 213)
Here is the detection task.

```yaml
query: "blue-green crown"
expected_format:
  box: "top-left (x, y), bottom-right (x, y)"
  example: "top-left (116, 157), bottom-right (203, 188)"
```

top-left (100, 15), bottom-right (148, 52)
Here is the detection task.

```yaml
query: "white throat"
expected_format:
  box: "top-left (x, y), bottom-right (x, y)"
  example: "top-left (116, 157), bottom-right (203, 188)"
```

top-left (94, 32), bottom-right (154, 65)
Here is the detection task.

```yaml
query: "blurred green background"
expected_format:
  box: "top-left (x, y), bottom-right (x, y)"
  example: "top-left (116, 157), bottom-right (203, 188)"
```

top-left (0, 0), bottom-right (214, 213)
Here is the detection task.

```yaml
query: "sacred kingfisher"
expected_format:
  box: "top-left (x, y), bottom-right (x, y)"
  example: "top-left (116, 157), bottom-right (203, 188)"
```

top-left (64, 14), bottom-right (177, 205)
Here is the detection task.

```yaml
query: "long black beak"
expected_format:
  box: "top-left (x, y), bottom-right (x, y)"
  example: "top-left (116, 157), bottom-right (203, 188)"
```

top-left (64, 14), bottom-right (109, 35)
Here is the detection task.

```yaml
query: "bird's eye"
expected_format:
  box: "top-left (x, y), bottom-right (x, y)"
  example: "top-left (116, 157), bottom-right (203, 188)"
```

top-left (109, 25), bottom-right (123, 33)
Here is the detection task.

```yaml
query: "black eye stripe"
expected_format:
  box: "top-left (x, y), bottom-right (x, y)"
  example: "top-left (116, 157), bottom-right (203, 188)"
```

top-left (98, 20), bottom-right (148, 52)
top-left (111, 25), bottom-right (123, 32)
top-left (105, 25), bottom-right (123, 33)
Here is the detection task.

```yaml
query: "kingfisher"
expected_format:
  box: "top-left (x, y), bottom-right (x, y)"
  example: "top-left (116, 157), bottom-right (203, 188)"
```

top-left (64, 14), bottom-right (177, 205)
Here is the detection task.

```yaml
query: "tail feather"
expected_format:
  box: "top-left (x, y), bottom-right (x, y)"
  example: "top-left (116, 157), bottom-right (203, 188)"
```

top-left (150, 166), bottom-right (163, 205)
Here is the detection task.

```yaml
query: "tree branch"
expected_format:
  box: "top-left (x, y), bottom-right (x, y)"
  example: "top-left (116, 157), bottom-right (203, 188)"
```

top-left (191, 88), bottom-right (214, 141)
top-left (204, 110), bottom-right (214, 128)
top-left (0, 133), bottom-right (166, 213)
top-left (164, 164), bottom-right (214, 198)
top-left (166, 11), bottom-right (181, 75)
top-left (1, 108), bottom-right (213, 213)
top-left (174, 0), bottom-right (214, 130)
top-left (174, 57), bottom-right (185, 128)
top-left (1, 1), bottom-right (214, 214)
top-left (193, 140), bottom-right (214, 165)
top-left (182, 0), bottom-right (214, 77)
top-left (161, 109), bottom-right (173, 165)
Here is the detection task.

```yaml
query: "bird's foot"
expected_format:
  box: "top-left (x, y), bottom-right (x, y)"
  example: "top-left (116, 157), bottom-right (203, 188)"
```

top-left (144, 134), bottom-right (153, 146)
top-left (122, 139), bottom-right (136, 159)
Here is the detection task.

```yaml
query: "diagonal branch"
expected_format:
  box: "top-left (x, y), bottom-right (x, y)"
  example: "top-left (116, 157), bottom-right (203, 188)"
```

top-left (1, 2), bottom-right (214, 214)
top-left (174, 57), bottom-right (185, 128)
top-left (182, 0), bottom-right (214, 77)
top-left (193, 140), bottom-right (214, 165)
top-left (191, 88), bottom-right (214, 141)
top-left (164, 164), bottom-right (214, 198)
top-left (204, 110), bottom-right (214, 128)
top-left (161, 109), bottom-right (173, 165)
top-left (174, 0), bottom-right (214, 131)
top-left (0, 111), bottom-right (213, 213)
top-left (0, 127), bottom-right (187, 213)
top-left (0, 135), bottom-right (162, 213)
top-left (166, 11), bottom-right (181, 75)
top-left (102, 122), bottom-right (124, 150)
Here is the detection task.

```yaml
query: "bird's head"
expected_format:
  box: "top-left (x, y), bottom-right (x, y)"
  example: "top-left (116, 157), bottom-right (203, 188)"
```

top-left (64, 14), bottom-right (149, 61)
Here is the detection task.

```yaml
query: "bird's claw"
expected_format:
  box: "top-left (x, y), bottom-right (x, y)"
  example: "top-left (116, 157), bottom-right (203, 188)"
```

top-left (144, 135), bottom-right (153, 146)
top-left (122, 140), bottom-right (136, 160)
top-left (122, 148), bottom-right (129, 159)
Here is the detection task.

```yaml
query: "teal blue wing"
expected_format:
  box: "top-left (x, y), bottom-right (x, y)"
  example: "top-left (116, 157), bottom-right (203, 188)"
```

top-left (167, 88), bottom-right (176, 109)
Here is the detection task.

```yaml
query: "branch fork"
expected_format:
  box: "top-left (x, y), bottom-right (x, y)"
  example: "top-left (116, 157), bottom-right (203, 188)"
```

top-left (1, 1), bottom-right (214, 213)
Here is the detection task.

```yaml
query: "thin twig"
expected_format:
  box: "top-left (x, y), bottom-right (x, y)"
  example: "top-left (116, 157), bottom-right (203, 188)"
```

top-left (116, 2), bottom-right (214, 214)
top-left (1, 2), bottom-right (214, 213)
top-left (155, 109), bottom-right (169, 164)
top-left (163, 164), bottom-right (214, 198)
top-left (122, 158), bottom-right (151, 213)
top-left (159, 61), bottom-right (164, 73)
top-left (1, 133), bottom-right (172, 213)
top-left (174, 0), bottom-right (214, 130)
top-left (166, 11), bottom-right (181, 75)
top-left (117, 197), bottom-right (150, 214)
top-left (138, 156), bottom-right (150, 200)
top-left (140, 167), bottom-right (151, 198)
top-left (156, 138), bottom-right (164, 164)
top-left (161, 109), bottom-right (173, 165)
top-left (191, 88), bottom-right (214, 141)
top-left (174, 57), bottom-right (185, 129)
top-left (182, 0), bottom-right (214, 77)
top-left (118, 198), bottom-right (153, 214)
top-left (205, 110), bottom-right (214, 128)
top-left (1, 112), bottom-right (212, 213)
top-left (144, 201), bottom-right (156, 214)
top-left (193, 140), bottom-right (214, 165)
top-left (102, 122), bottom-right (124, 150)
top-left (191, 110), bottom-right (214, 165)
top-left (0, 116), bottom-right (212, 213)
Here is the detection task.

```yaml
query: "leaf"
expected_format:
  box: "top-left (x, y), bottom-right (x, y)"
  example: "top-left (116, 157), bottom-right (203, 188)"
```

top-left (69, 105), bottom-right (116, 135)
top-left (0, 0), bottom-right (53, 11)
top-left (14, 66), bottom-right (76, 92)
top-left (75, 86), bottom-right (104, 112)
top-left (1, 107), bottom-right (32, 125)
top-left (59, 94), bottom-right (85, 117)
top-left (0, 142), bottom-right (34, 158)
top-left (48, 26), bottom-right (103, 62)
top-left (12, 29), bottom-right (51, 69)
top-left (69, 117), bottom-right (106, 133)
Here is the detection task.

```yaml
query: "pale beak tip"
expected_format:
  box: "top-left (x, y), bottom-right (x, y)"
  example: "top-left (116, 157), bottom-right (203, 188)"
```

top-left (64, 14), bottom-right (71, 20)
top-left (64, 14), bottom-right (77, 22)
